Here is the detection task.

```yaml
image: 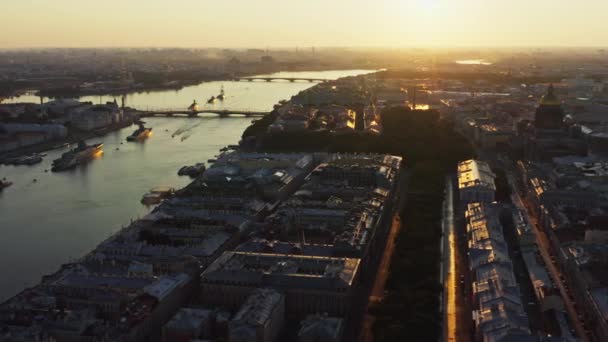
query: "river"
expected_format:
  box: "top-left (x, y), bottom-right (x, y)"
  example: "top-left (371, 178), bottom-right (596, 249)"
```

top-left (0, 69), bottom-right (374, 301)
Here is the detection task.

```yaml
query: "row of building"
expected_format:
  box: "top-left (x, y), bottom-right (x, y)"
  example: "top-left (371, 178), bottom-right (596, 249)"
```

top-left (515, 157), bottom-right (608, 341)
top-left (458, 159), bottom-right (541, 342)
top-left (0, 151), bottom-right (402, 341)
top-left (0, 99), bottom-right (132, 153)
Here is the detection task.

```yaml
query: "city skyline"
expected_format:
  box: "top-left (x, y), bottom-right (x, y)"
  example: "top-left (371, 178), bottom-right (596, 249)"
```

top-left (3, 0), bottom-right (608, 48)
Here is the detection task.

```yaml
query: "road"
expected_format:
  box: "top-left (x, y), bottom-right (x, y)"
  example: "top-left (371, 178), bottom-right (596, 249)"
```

top-left (352, 170), bottom-right (409, 342)
top-left (442, 176), bottom-right (472, 342)
top-left (507, 172), bottom-right (590, 342)
top-left (359, 213), bottom-right (402, 342)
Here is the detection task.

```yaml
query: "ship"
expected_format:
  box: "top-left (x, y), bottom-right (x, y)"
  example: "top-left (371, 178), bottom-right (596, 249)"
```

top-left (51, 141), bottom-right (103, 172)
top-left (126, 123), bottom-right (152, 142)
top-left (217, 86), bottom-right (225, 100)
top-left (207, 96), bottom-right (216, 104)
top-left (188, 100), bottom-right (200, 112)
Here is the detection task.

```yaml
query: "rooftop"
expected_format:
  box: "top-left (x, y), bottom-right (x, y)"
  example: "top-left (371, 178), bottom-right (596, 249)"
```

top-left (458, 159), bottom-right (496, 190)
top-left (165, 307), bottom-right (214, 331)
top-left (202, 252), bottom-right (359, 291)
top-left (232, 288), bottom-right (284, 326)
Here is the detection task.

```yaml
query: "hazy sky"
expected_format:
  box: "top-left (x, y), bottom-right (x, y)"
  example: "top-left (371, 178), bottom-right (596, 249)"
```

top-left (2, 0), bottom-right (608, 48)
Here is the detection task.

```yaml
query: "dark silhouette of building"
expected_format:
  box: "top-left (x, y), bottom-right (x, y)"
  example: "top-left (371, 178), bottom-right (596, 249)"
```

top-left (354, 105), bottom-right (365, 131)
top-left (522, 84), bottom-right (587, 160)
top-left (535, 84), bottom-right (564, 131)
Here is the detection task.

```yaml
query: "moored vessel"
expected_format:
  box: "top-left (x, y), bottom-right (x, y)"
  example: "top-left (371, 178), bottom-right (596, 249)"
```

top-left (177, 163), bottom-right (206, 178)
top-left (126, 123), bottom-right (152, 142)
top-left (51, 141), bottom-right (103, 172)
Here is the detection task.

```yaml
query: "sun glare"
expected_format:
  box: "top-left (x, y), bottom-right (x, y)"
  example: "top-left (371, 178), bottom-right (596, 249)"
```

top-left (417, 0), bottom-right (440, 10)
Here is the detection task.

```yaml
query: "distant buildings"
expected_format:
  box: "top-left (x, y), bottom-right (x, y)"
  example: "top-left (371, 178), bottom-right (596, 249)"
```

top-left (0, 99), bottom-right (129, 153)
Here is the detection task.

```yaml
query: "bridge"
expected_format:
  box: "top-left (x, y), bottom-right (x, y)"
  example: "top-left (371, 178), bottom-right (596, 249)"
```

top-left (134, 108), bottom-right (270, 118)
top-left (234, 77), bottom-right (329, 83)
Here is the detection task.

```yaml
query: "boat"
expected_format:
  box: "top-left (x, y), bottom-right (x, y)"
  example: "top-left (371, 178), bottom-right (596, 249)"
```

top-left (141, 187), bottom-right (175, 205)
top-left (0, 179), bottom-right (12, 190)
top-left (217, 86), bottom-right (225, 100)
top-left (207, 96), bottom-right (216, 104)
top-left (19, 155), bottom-right (43, 165)
top-left (188, 100), bottom-right (200, 112)
top-left (141, 193), bottom-right (163, 205)
top-left (51, 141), bottom-right (103, 172)
top-left (177, 163), bottom-right (206, 178)
top-left (207, 158), bottom-right (217, 163)
top-left (3, 154), bottom-right (43, 166)
top-left (126, 123), bottom-right (152, 142)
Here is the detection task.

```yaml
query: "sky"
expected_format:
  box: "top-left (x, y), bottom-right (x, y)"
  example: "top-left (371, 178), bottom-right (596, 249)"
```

top-left (2, 0), bottom-right (608, 48)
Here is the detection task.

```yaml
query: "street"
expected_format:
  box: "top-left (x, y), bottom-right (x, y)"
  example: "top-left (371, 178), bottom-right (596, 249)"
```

top-left (507, 172), bottom-right (590, 342)
top-left (442, 176), bottom-right (471, 342)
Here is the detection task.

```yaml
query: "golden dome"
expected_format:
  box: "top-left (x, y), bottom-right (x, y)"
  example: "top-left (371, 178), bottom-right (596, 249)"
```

top-left (539, 84), bottom-right (561, 106)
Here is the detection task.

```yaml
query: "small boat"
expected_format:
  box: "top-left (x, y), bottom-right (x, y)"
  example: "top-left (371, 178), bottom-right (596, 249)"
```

top-left (217, 86), bottom-right (225, 100)
top-left (0, 179), bottom-right (12, 190)
top-left (207, 158), bottom-right (217, 163)
top-left (141, 193), bottom-right (163, 205)
top-left (4, 154), bottom-right (43, 166)
top-left (141, 187), bottom-right (175, 205)
top-left (207, 96), bottom-right (216, 104)
top-left (178, 163), bottom-right (206, 178)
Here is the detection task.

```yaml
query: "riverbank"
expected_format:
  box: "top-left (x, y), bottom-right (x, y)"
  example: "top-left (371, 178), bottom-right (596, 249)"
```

top-left (0, 120), bottom-right (134, 162)
top-left (3, 68), bottom-right (379, 101)
top-left (2, 69), bottom-right (370, 301)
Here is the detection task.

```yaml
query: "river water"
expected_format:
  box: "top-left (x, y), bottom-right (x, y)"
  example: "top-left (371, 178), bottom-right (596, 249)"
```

top-left (0, 69), bottom-right (374, 301)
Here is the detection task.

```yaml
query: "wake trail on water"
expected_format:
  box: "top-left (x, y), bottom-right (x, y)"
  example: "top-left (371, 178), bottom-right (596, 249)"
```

top-left (172, 121), bottom-right (203, 138)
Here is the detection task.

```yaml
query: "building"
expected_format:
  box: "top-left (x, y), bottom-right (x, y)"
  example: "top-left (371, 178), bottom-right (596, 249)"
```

top-left (458, 160), bottom-right (496, 204)
top-left (535, 84), bottom-right (564, 131)
top-left (162, 307), bottom-right (214, 342)
top-left (563, 243), bottom-right (608, 341)
top-left (69, 101), bottom-right (123, 131)
top-left (229, 288), bottom-right (285, 342)
top-left (297, 314), bottom-right (343, 342)
top-left (200, 252), bottom-right (359, 316)
top-left (465, 203), bottom-right (532, 342)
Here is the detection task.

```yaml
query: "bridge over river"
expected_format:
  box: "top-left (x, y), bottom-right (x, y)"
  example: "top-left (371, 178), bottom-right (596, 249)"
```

top-left (134, 108), bottom-right (270, 118)
top-left (234, 77), bottom-right (329, 82)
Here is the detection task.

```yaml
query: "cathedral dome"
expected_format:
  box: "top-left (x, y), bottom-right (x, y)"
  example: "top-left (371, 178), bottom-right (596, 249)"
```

top-left (539, 84), bottom-right (561, 106)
